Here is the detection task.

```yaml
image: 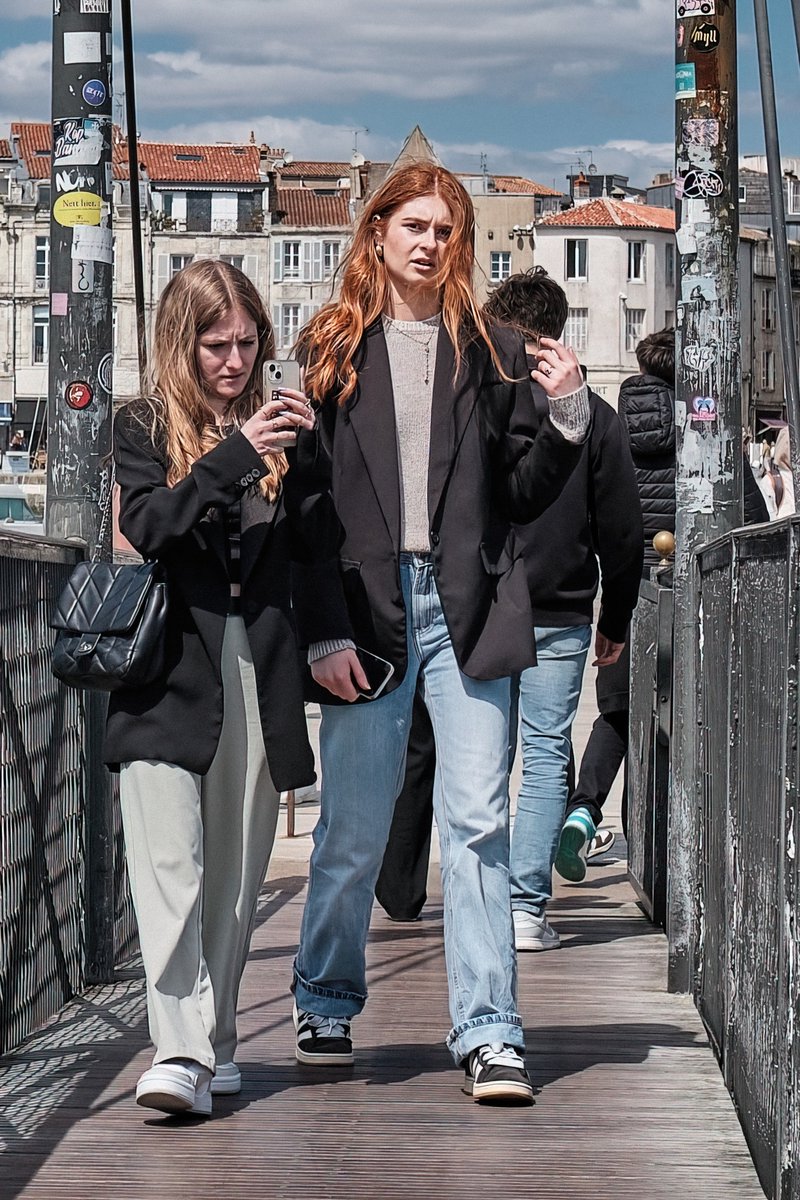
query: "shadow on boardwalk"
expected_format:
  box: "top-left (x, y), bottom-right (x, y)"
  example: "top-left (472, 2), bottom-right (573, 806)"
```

top-left (0, 857), bottom-right (764, 1200)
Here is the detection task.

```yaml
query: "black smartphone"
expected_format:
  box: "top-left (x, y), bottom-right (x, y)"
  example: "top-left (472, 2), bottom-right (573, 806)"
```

top-left (355, 647), bottom-right (395, 700)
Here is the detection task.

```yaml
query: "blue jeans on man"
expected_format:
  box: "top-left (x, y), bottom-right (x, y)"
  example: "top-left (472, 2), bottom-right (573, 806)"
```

top-left (509, 625), bottom-right (592, 919)
top-left (293, 554), bottom-right (523, 1064)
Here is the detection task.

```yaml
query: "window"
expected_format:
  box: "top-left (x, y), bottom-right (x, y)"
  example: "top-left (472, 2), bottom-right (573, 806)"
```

top-left (625, 308), bottom-right (645, 352)
top-left (627, 240), bottom-right (646, 281)
top-left (211, 192), bottom-right (238, 232)
top-left (279, 304), bottom-right (301, 350)
top-left (739, 184), bottom-right (747, 203)
top-left (282, 242), bottom-right (301, 279)
top-left (489, 251), bottom-right (511, 283)
top-left (665, 241), bottom-right (675, 288)
top-left (33, 305), bottom-right (49, 364)
top-left (762, 287), bottom-right (776, 331)
top-left (564, 308), bottom-right (588, 352)
top-left (162, 192), bottom-right (187, 225)
top-left (760, 349), bottom-right (775, 390)
top-left (323, 241), bottom-right (341, 276)
top-left (170, 254), bottom-right (194, 278)
top-left (220, 254), bottom-right (244, 271)
top-left (664, 310), bottom-right (675, 329)
top-left (786, 177), bottom-right (800, 215)
top-left (565, 238), bottom-right (588, 280)
top-left (35, 236), bottom-right (49, 289)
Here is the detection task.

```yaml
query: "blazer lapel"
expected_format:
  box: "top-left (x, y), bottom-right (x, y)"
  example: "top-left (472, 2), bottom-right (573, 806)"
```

top-left (347, 322), bottom-right (402, 548)
top-left (428, 330), bottom-right (489, 523)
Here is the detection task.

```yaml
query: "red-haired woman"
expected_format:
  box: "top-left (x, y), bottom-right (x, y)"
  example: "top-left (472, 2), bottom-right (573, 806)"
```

top-left (291, 162), bottom-right (589, 1103)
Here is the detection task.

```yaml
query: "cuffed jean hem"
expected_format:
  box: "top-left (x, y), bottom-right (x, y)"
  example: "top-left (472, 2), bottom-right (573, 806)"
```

top-left (446, 1012), bottom-right (525, 1065)
top-left (292, 967), bottom-right (365, 1019)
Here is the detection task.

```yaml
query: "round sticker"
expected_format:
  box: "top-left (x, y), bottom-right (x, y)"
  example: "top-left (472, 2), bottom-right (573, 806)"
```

top-left (82, 79), bottom-right (107, 107)
top-left (53, 191), bottom-right (102, 227)
top-left (691, 22), bottom-right (720, 53)
top-left (65, 381), bottom-right (93, 410)
top-left (98, 352), bottom-right (113, 394)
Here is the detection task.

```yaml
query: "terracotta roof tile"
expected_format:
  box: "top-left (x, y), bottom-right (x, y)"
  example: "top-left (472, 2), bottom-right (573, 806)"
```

top-left (0, 139), bottom-right (11, 160)
top-left (538, 197), bottom-right (675, 231)
top-left (138, 142), bottom-right (261, 184)
top-left (274, 189), bottom-right (351, 228)
top-left (280, 161), bottom-right (351, 179)
top-left (490, 175), bottom-right (561, 197)
top-left (11, 121), bottom-right (130, 179)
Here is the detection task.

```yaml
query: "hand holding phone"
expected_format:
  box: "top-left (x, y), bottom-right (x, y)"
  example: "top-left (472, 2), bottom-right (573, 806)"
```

top-left (354, 647), bottom-right (395, 700)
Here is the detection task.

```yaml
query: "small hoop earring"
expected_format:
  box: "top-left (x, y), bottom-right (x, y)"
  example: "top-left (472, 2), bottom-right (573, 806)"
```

top-left (375, 243), bottom-right (384, 262)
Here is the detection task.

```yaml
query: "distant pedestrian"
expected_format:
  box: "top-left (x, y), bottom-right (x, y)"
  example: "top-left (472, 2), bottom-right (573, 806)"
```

top-left (759, 427), bottom-right (795, 519)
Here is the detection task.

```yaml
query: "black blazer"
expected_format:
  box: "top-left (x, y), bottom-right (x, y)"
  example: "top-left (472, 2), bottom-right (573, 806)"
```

top-left (104, 402), bottom-right (341, 788)
top-left (293, 321), bottom-right (585, 701)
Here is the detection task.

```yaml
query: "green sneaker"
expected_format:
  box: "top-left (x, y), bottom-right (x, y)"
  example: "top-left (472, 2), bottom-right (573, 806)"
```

top-left (554, 807), bottom-right (596, 882)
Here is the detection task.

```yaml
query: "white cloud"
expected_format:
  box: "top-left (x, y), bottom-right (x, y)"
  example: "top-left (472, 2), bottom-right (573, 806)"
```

top-left (0, 41), bottom-right (50, 119)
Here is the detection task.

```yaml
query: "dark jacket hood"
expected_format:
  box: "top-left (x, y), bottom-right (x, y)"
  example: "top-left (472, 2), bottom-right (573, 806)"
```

top-left (617, 373), bottom-right (675, 459)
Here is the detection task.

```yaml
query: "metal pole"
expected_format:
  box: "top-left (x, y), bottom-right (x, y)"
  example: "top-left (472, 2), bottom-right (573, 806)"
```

top-left (120, 0), bottom-right (147, 385)
top-left (48, 0), bottom-right (115, 986)
top-left (47, 0), bottom-right (113, 553)
top-left (792, 0), bottom-right (800, 66)
top-left (753, 0), bottom-right (800, 480)
top-left (670, 1), bottom-right (741, 993)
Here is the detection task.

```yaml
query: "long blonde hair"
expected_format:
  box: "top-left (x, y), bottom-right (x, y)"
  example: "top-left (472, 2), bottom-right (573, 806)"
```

top-left (298, 161), bottom-right (508, 404)
top-left (145, 258), bottom-right (286, 500)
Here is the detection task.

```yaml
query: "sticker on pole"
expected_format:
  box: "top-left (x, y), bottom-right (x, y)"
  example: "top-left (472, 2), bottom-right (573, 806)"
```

top-left (683, 118), bottom-right (719, 149)
top-left (82, 79), bottom-right (107, 107)
top-left (676, 0), bottom-right (715, 16)
top-left (675, 63), bottom-right (697, 99)
top-left (690, 22), bottom-right (720, 52)
top-left (98, 353), bottom-right (113, 394)
top-left (53, 117), bottom-right (108, 167)
top-left (65, 381), bottom-right (93, 410)
top-left (691, 395), bottom-right (717, 422)
top-left (53, 192), bottom-right (103, 226)
top-left (63, 31), bottom-right (102, 64)
top-left (682, 167), bottom-right (724, 198)
top-left (81, 0), bottom-right (110, 11)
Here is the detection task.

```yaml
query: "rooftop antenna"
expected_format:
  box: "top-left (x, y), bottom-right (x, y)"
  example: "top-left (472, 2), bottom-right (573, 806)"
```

top-left (351, 127), bottom-right (369, 167)
top-left (480, 151), bottom-right (488, 195)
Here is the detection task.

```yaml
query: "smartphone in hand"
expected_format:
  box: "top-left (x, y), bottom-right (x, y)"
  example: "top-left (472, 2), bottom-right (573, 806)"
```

top-left (355, 647), bottom-right (395, 700)
top-left (264, 359), bottom-right (301, 404)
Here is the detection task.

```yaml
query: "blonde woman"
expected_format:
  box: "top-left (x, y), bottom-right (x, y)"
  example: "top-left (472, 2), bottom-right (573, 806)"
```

top-left (290, 162), bottom-right (590, 1103)
top-left (105, 260), bottom-right (334, 1116)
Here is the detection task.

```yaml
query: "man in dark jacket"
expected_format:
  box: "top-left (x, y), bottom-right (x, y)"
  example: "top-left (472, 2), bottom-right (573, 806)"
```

top-left (376, 269), bottom-right (644, 951)
top-left (556, 327), bottom-right (769, 881)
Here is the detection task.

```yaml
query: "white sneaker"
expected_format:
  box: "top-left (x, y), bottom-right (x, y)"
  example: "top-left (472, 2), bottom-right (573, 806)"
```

top-left (136, 1059), bottom-right (213, 1115)
top-left (513, 909), bottom-right (561, 952)
top-left (210, 1061), bottom-right (241, 1094)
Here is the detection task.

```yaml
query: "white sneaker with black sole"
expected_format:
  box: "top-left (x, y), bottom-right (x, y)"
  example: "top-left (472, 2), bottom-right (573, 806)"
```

top-left (293, 1002), bottom-right (354, 1065)
top-left (513, 909), bottom-right (561, 952)
top-left (462, 1043), bottom-right (533, 1104)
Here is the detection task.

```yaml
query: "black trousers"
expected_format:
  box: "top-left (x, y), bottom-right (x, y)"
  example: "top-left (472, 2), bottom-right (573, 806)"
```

top-left (374, 689), bottom-right (435, 921)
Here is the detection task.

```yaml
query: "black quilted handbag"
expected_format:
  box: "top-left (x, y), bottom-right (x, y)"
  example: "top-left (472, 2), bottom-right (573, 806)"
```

top-left (49, 466), bottom-right (168, 692)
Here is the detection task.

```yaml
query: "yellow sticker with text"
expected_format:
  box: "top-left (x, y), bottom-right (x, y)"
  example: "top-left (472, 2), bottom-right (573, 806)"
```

top-left (53, 191), bottom-right (102, 227)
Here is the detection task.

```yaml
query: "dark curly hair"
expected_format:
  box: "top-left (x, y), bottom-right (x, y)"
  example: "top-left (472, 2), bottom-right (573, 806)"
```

top-left (483, 266), bottom-right (569, 341)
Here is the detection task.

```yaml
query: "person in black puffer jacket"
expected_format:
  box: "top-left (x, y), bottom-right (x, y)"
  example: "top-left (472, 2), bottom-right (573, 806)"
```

top-left (555, 328), bottom-right (768, 882)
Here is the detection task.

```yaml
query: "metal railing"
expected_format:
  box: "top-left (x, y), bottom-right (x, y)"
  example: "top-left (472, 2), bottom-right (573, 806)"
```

top-left (630, 515), bottom-right (800, 1199)
top-left (0, 534), bottom-right (136, 1055)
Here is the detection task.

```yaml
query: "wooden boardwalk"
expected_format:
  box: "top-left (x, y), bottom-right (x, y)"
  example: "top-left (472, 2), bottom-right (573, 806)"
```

top-left (0, 688), bottom-right (766, 1199)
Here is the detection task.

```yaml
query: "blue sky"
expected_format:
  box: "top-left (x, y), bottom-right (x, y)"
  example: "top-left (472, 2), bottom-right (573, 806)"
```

top-left (0, 0), bottom-right (797, 192)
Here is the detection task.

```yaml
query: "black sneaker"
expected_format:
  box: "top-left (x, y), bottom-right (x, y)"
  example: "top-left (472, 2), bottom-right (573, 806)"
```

top-left (293, 1002), bottom-right (353, 1065)
top-left (462, 1043), bottom-right (533, 1104)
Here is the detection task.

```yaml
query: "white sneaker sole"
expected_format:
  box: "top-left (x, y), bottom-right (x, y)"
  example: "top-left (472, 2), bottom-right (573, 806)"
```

top-left (515, 935), bottom-right (561, 952)
top-left (464, 1078), bottom-right (534, 1104)
top-left (210, 1063), bottom-right (241, 1094)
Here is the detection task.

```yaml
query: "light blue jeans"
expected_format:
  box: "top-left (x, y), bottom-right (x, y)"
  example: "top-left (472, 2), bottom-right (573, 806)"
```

top-left (509, 625), bottom-right (592, 917)
top-left (293, 554), bottom-right (522, 1063)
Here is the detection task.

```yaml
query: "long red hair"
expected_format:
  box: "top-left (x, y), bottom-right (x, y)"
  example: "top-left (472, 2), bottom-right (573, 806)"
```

top-left (298, 161), bottom-right (507, 404)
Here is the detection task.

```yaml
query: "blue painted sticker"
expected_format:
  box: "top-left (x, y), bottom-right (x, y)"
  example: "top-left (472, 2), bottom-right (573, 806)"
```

top-left (675, 63), bottom-right (697, 99)
top-left (82, 79), bottom-right (106, 107)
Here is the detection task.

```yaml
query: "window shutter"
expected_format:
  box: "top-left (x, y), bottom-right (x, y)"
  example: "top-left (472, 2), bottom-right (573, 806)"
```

top-left (244, 254), bottom-right (259, 286)
top-left (302, 241), bottom-right (312, 283)
top-left (272, 306), bottom-right (282, 349)
top-left (312, 242), bottom-right (323, 282)
top-left (156, 254), bottom-right (170, 296)
top-left (273, 244), bottom-right (283, 283)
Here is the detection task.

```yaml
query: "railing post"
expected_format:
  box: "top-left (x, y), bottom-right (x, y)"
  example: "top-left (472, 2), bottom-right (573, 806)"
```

top-left (670, 0), bottom-right (742, 992)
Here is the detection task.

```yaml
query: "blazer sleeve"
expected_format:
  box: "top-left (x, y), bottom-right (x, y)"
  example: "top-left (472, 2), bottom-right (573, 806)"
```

top-left (589, 403), bottom-right (645, 644)
top-left (286, 401), bottom-right (355, 647)
top-left (114, 403), bottom-right (270, 560)
top-left (492, 335), bottom-right (586, 524)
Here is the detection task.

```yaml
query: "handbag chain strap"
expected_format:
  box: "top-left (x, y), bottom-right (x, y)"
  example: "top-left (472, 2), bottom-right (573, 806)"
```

top-left (93, 459), bottom-right (115, 564)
